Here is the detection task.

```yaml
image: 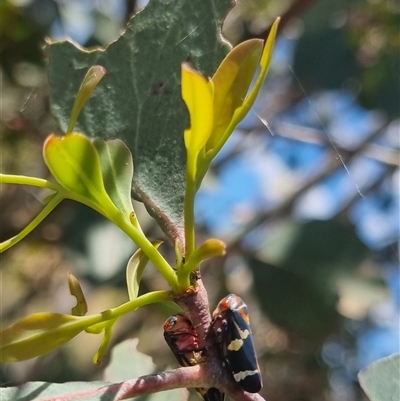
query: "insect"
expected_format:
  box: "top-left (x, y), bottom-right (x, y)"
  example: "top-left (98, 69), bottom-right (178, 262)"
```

top-left (211, 294), bottom-right (262, 393)
top-left (163, 314), bottom-right (225, 401)
top-left (163, 313), bottom-right (202, 366)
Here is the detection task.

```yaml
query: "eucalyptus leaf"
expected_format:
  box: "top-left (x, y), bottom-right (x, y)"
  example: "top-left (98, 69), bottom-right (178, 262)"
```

top-left (104, 339), bottom-right (188, 401)
top-left (92, 138), bottom-right (134, 216)
top-left (48, 0), bottom-right (232, 246)
top-left (43, 133), bottom-right (114, 212)
top-left (0, 381), bottom-right (128, 401)
top-left (0, 312), bottom-right (103, 362)
top-left (67, 65), bottom-right (107, 134)
top-left (251, 219), bottom-right (369, 338)
top-left (126, 241), bottom-right (162, 301)
top-left (208, 39), bottom-right (263, 151)
top-left (93, 319), bottom-right (117, 365)
top-left (104, 338), bottom-right (155, 382)
top-left (358, 354), bottom-right (400, 401)
top-left (68, 272), bottom-right (88, 316)
top-left (181, 63), bottom-right (214, 180)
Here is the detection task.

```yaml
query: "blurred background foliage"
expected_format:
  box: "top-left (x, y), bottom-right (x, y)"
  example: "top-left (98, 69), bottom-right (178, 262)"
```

top-left (0, 0), bottom-right (399, 400)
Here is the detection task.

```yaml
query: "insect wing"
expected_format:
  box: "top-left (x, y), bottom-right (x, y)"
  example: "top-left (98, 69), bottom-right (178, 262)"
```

top-left (164, 314), bottom-right (225, 401)
top-left (212, 295), bottom-right (262, 394)
top-left (226, 309), bottom-right (262, 393)
top-left (163, 330), bottom-right (191, 367)
top-left (163, 314), bottom-right (201, 366)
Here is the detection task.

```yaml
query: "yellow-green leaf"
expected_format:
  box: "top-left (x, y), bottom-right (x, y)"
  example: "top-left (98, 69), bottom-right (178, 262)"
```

top-left (86, 321), bottom-right (109, 334)
top-left (43, 133), bottom-right (114, 211)
top-left (68, 272), bottom-right (88, 316)
top-left (207, 39), bottom-right (263, 152)
top-left (182, 238), bottom-right (226, 274)
top-left (67, 65), bottom-right (107, 134)
top-left (126, 242), bottom-right (163, 301)
top-left (0, 313), bottom-right (102, 362)
top-left (92, 138), bottom-right (134, 216)
top-left (181, 63), bottom-right (214, 180)
top-left (228, 18), bottom-right (280, 137)
top-left (93, 320), bottom-right (116, 364)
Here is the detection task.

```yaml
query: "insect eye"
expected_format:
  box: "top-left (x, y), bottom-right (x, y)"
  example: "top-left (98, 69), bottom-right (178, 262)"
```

top-left (220, 299), bottom-right (230, 309)
top-left (163, 315), bottom-right (178, 331)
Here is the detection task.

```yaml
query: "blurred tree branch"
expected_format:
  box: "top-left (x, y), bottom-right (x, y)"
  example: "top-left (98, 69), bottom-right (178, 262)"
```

top-left (255, 121), bottom-right (400, 167)
top-left (251, 0), bottom-right (320, 39)
top-left (337, 164), bottom-right (398, 219)
top-left (227, 120), bottom-right (393, 248)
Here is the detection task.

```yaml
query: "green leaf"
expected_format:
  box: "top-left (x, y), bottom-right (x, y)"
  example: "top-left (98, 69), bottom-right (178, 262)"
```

top-left (182, 238), bottom-right (226, 273)
top-left (68, 272), bottom-right (88, 316)
top-left (224, 18), bottom-right (279, 148)
top-left (93, 320), bottom-right (117, 365)
top-left (104, 339), bottom-right (188, 401)
top-left (181, 63), bottom-right (214, 181)
top-left (0, 380), bottom-right (187, 401)
top-left (47, 0), bottom-right (232, 245)
top-left (86, 321), bottom-right (109, 335)
top-left (92, 138), bottom-right (134, 216)
top-left (0, 312), bottom-right (103, 362)
top-left (104, 338), bottom-right (155, 381)
top-left (67, 65), bottom-right (107, 134)
top-left (249, 257), bottom-right (341, 339)
top-left (126, 242), bottom-right (163, 301)
top-left (207, 39), bottom-right (263, 152)
top-left (251, 219), bottom-right (369, 338)
top-left (358, 354), bottom-right (400, 401)
top-left (43, 133), bottom-right (115, 212)
top-left (0, 382), bottom-right (127, 401)
top-left (256, 219), bottom-right (369, 279)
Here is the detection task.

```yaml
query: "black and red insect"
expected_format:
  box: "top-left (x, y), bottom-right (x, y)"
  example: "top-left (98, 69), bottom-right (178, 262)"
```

top-left (163, 314), bottom-right (224, 401)
top-left (211, 294), bottom-right (262, 393)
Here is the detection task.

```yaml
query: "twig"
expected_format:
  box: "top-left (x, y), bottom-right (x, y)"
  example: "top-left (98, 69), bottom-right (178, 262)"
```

top-left (114, 365), bottom-right (204, 400)
top-left (174, 278), bottom-right (212, 346)
top-left (114, 363), bottom-right (267, 401)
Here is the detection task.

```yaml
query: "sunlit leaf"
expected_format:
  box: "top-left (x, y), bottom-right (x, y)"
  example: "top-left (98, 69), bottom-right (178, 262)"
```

top-left (183, 238), bottom-right (226, 273)
top-left (93, 320), bottom-right (116, 365)
top-left (181, 63), bottom-right (214, 180)
top-left (126, 242), bottom-right (163, 301)
top-left (0, 313), bottom-right (102, 362)
top-left (358, 354), bottom-right (400, 401)
top-left (207, 39), bottom-right (263, 152)
top-left (67, 65), bottom-right (107, 134)
top-left (92, 139), bottom-right (134, 216)
top-left (43, 133), bottom-right (114, 211)
top-left (48, 0), bottom-right (233, 245)
top-left (174, 238), bottom-right (184, 269)
top-left (227, 18), bottom-right (279, 141)
top-left (86, 321), bottom-right (109, 335)
top-left (68, 272), bottom-right (88, 316)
